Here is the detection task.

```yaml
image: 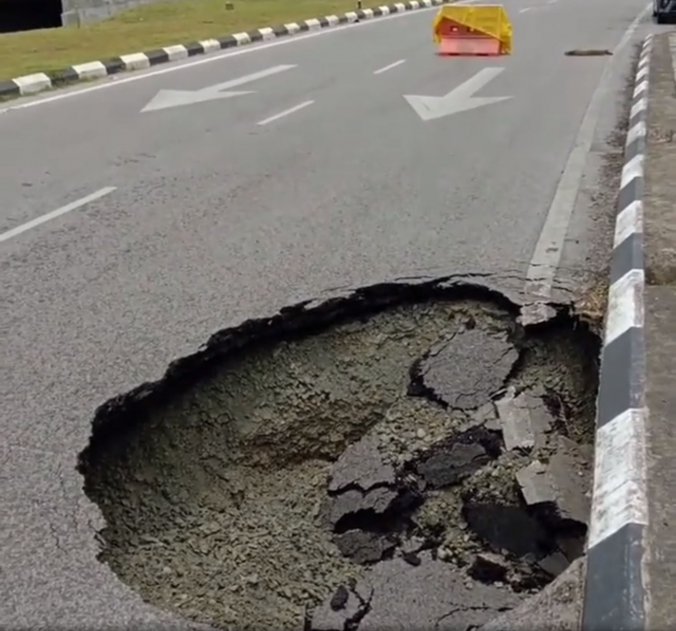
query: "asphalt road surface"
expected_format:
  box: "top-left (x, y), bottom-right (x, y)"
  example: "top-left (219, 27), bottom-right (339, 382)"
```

top-left (0, 0), bottom-right (654, 628)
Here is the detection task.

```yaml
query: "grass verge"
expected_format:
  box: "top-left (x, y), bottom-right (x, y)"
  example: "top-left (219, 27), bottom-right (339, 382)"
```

top-left (0, 0), bottom-right (374, 80)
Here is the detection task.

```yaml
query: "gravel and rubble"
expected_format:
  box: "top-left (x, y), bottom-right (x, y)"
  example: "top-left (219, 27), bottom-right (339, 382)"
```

top-left (80, 292), bottom-right (599, 631)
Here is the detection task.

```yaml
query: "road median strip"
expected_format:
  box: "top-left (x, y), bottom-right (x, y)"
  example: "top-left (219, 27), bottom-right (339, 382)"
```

top-left (0, 0), bottom-right (450, 102)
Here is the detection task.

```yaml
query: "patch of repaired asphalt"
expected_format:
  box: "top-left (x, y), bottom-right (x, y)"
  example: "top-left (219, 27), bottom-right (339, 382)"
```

top-left (80, 287), bottom-right (599, 631)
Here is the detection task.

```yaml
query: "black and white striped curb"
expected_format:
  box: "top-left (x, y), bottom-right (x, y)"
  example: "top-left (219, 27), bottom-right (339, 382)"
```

top-left (0, 0), bottom-right (450, 101)
top-left (581, 34), bottom-right (652, 631)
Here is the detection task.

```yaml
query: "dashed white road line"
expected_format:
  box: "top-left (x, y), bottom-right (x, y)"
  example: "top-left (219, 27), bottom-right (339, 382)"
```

top-left (0, 187), bottom-right (116, 244)
top-left (257, 100), bottom-right (315, 126)
top-left (519, 7), bottom-right (533, 13)
top-left (374, 59), bottom-right (407, 74)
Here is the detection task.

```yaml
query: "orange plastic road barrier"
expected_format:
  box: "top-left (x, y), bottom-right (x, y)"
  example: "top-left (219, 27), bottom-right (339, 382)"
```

top-left (433, 5), bottom-right (513, 56)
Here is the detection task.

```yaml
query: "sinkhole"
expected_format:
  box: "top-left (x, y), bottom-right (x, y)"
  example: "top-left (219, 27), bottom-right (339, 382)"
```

top-left (79, 281), bottom-right (600, 631)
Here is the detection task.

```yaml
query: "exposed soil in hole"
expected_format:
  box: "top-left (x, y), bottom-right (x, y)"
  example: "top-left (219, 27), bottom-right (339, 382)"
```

top-left (79, 282), bottom-right (599, 631)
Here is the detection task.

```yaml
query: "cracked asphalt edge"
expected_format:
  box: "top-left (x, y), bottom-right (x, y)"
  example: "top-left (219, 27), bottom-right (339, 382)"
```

top-left (78, 276), bottom-right (530, 456)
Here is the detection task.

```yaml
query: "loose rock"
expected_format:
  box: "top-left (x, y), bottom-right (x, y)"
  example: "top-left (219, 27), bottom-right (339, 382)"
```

top-left (312, 584), bottom-right (367, 631)
top-left (330, 585), bottom-right (349, 611)
top-left (402, 552), bottom-right (422, 567)
top-left (399, 536), bottom-right (426, 555)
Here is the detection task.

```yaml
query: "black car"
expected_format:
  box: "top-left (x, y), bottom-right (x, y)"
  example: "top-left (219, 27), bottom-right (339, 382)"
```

top-left (654, 0), bottom-right (676, 23)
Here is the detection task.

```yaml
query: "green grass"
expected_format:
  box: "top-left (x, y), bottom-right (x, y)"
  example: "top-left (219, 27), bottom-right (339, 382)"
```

top-left (0, 0), bottom-right (372, 80)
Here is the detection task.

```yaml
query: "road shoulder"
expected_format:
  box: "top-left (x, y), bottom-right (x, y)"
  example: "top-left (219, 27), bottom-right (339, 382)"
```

top-left (644, 29), bottom-right (676, 631)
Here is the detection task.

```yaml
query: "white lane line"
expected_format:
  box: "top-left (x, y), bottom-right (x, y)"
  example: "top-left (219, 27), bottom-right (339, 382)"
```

top-left (374, 59), bottom-right (406, 74)
top-left (0, 187), bottom-right (116, 244)
top-left (524, 2), bottom-right (650, 302)
top-left (257, 100), bottom-right (314, 126)
top-left (519, 7), bottom-right (532, 13)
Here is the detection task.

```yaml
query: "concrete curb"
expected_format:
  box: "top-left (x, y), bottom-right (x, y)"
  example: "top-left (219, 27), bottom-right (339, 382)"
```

top-left (0, 0), bottom-right (449, 101)
top-left (581, 34), bottom-right (652, 631)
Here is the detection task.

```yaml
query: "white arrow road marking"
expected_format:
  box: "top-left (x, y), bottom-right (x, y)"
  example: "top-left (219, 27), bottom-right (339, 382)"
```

top-left (404, 67), bottom-right (512, 121)
top-left (141, 64), bottom-right (297, 112)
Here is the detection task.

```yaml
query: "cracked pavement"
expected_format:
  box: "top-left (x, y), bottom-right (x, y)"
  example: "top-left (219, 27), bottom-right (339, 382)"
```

top-left (355, 553), bottom-right (520, 631)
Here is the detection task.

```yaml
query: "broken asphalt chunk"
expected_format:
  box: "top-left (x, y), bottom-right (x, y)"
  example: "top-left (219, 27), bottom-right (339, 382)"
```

top-left (412, 328), bottom-right (519, 410)
top-left (516, 461), bottom-right (553, 504)
top-left (417, 443), bottom-right (489, 488)
top-left (537, 551), bottom-right (570, 578)
top-left (463, 503), bottom-right (552, 559)
top-left (332, 529), bottom-right (396, 564)
top-left (415, 425), bottom-right (501, 488)
top-left (328, 435), bottom-right (396, 493)
top-left (402, 551), bottom-right (422, 566)
top-left (516, 435), bottom-right (591, 527)
top-left (495, 386), bottom-right (553, 451)
top-left (469, 552), bottom-right (510, 583)
top-left (356, 553), bottom-right (520, 631)
top-left (323, 486), bottom-right (399, 530)
top-left (556, 534), bottom-right (585, 563)
top-left (472, 401), bottom-right (501, 431)
top-left (518, 302), bottom-right (558, 326)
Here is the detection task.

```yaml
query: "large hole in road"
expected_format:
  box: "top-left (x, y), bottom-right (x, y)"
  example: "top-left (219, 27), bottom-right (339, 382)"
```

top-left (79, 281), bottom-right (600, 631)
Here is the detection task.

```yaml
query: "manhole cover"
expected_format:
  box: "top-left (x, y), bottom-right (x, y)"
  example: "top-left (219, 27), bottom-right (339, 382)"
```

top-left (80, 283), bottom-right (599, 631)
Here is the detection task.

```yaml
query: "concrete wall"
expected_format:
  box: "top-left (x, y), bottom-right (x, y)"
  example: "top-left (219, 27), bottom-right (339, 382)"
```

top-left (61, 0), bottom-right (167, 26)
